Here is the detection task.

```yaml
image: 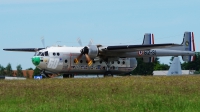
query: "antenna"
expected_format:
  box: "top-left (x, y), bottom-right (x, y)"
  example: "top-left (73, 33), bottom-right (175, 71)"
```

top-left (56, 41), bottom-right (61, 46)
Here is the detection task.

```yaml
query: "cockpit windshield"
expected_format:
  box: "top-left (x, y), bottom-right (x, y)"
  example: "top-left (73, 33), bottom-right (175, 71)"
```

top-left (41, 53), bottom-right (44, 56)
top-left (37, 52), bottom-right (42, 56)
top-left (34, 51), bottom-right (49, 56)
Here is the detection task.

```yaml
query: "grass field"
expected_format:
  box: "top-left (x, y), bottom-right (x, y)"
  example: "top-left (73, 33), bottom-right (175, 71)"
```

top-left (0, 76), bottom-right (200, 112)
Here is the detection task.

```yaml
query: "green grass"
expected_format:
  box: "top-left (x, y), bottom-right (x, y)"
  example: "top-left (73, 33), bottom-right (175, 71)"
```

top-left (0, 76), bottom-right (200, 112)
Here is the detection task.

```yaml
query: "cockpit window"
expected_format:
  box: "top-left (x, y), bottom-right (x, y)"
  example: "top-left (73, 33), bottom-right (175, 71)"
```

top-left (45, 51), bottom-right (49, 56)
top-left (37, 52), bottom-right (42, 56)
top-left (41, 53), bottom-right (44, 56)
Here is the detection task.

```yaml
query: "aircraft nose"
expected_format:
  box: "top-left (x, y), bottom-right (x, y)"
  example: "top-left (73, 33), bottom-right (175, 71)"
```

top-left (32, 57), bottom-right (40, 66)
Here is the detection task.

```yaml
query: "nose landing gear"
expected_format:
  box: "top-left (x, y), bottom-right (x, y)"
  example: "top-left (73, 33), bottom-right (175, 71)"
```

top-left (103, 61), bottom-right (113, 77)
top-left (40, 70), bottom-right (56, 78)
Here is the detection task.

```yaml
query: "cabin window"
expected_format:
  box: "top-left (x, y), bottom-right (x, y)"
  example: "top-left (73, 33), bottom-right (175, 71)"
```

top-left (57, 53), bottom-right (60, 56)
top-left (80, 60), bottom-right (83, 63)
top-left (100, 61), bottom-right (102, 64)
top-left (118, 61), bottom-right (120, 64)
top-left (65, 60), bottom-right (68, 63)
top-left (112, 61), bottom-right (114, 64)
top-left (122, 61), bottom-right (125, 64)
top-left (53, 52), bottom-right (56, 56)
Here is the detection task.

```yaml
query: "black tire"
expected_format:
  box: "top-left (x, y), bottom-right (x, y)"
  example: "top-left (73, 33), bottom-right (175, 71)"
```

top-left (63, 74), bottom-right (70, 78)
top-left (69, 74), bottom-right (74, 78)
top-left (104, 71), bottom-right (113, 77)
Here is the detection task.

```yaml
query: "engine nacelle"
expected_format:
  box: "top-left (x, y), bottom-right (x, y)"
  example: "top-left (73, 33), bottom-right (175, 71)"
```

top-left (88, 45), bottom-right (99, 59)
top-left (130, 58), bottom-right (137, 70)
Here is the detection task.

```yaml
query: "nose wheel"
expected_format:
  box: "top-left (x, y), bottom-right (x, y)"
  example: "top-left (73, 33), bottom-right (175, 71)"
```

top-left (40, 70), bottom-right (54, 78)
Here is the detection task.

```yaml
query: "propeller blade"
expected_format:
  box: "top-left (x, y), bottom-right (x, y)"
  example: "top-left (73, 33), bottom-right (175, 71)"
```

top-left (41, 36), bottom-right (45, 48)
top-left (74, 54), bottom-right (83, 64)
top-left (85, 54), bottom-right (93, 66)
top-left (88, 39), bottom-right (93, 46)
top-left (77, 37), bottom-right (83, 47)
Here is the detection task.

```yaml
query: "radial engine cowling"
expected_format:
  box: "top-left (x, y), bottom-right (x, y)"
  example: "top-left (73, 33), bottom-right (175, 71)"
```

top-left (87, 45), bottom-right (99, 59)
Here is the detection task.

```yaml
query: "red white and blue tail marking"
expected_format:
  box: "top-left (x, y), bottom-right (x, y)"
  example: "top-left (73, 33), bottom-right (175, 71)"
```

top-left (149, 34), bottom-right (154, 62)
top-left (190, 32), bottom-right (196, 61)
top-left (149, 34), bottom-right (154, 44)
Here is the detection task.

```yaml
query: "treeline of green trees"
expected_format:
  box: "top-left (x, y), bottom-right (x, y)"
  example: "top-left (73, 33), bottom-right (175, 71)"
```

top-left (0, 63), bottom-right (41, 77)
top-left (132, 52), bottom-right (200, 75)
top-left (1, 52), bottom-right (200, 77)
top-left (0, 63), bottom-right (23, 77)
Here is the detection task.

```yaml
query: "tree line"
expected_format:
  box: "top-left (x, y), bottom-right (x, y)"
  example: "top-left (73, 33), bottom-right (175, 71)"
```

top-left (0, 63), bottom-right (41, 77)
top-left (1, 53), bottom-right (200, 77)
top-left (131, 52), bottom-right (200, 75)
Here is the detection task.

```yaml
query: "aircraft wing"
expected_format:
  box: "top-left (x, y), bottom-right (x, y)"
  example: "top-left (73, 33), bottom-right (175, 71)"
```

top-left (102, 43), bottom-right (180, 52)
top-left (3, 48), bottom-right (45, 52)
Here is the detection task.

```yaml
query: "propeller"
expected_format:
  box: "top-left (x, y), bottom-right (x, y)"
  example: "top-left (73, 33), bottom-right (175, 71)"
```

top-left (77, 38), bottom-right (94, 46)
top-left (88, 39), bottom-right (93, 46)
top-left (77, 37), bottom-right (83, 47)
top-left (41, 36), bottom-right (45, 48)
top-left (74, 46), bottom-right (93, 66)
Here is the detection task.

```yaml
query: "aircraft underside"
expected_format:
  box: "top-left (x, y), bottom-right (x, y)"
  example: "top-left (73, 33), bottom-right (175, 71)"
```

top-left (37, 57), bottom-right (137, 78)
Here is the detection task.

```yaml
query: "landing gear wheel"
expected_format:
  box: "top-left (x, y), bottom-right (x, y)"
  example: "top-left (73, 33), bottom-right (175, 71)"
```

top-left (104, 71), bottom-right (113, 77)
top-left (70, 74), bottom-right (74, 78)
top-left (41, 73), bottom-right (47, 78)
top-left (41, 73), bottom-right (53, 78)
top-left (63, 74), bottom-right (75, 78)
top-left (63, 74), bottom-right (70, 78)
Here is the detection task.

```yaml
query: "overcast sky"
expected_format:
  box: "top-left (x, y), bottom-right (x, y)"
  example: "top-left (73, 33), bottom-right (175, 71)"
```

top-left (0, 0), bottom-right (200, 69)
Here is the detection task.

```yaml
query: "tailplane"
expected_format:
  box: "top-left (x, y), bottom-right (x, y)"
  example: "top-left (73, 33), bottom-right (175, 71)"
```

top-left (182, 32), bottom-right (196, 62)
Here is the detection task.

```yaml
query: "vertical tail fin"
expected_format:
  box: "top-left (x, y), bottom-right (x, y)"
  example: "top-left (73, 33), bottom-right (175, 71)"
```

top-left (182, 32), bottom-right (196, 62)
top-left (142, 33), bottom-right (155, 63)
top-left (142, 33), bottom-right (154, 45)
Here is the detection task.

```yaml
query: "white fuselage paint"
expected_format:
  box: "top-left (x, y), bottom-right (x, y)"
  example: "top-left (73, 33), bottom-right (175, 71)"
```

top-left (35, 46), bottom-right (137, 75)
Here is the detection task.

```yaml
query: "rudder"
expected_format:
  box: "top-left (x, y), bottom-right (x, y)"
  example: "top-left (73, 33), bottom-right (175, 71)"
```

top-left (182, 32), bottom-right (196, 62)
top-left (142, 33), bottom-right (155, 63)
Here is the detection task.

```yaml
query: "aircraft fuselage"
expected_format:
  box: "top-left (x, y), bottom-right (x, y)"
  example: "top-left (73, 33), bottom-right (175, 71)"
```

top-left (32, 46), bottom-right (137, 75)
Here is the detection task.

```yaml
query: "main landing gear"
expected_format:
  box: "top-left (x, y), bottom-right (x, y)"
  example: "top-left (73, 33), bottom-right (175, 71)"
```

top-left (103, 61), bottom-right (113, 77)
top-left (104, 71), bottom-right (113, 77)
top-left (63, 74), bottom-right (74, 78)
